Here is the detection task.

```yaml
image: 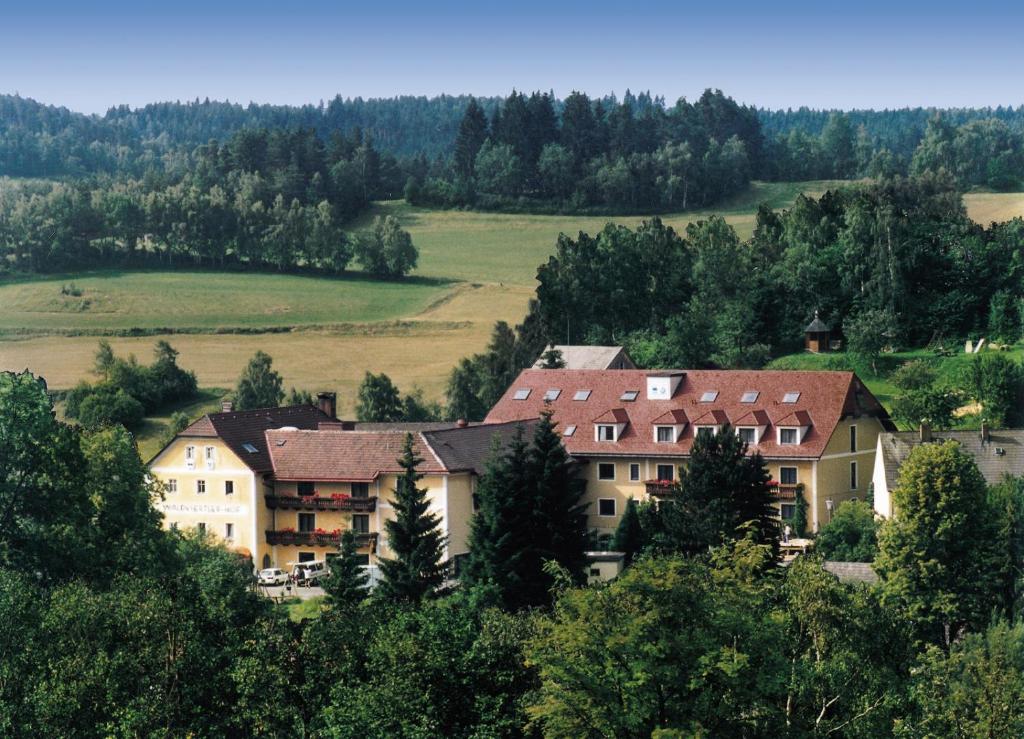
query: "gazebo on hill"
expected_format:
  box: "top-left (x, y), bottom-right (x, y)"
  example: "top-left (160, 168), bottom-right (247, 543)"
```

top-left (804, 311), bottom-right (833, 353)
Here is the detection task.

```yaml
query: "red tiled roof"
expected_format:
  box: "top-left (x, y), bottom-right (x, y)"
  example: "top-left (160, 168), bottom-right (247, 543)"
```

top-left (652, 409), bottom-right (689, 425)
top-left (692, 409), bottom-right (730, 426)
top-left (733, 409), bottom-right (771, 427)
top-left (593, 408), bottom-right (630, 424)
top-left (267, 430), bottom-right (447, 481)
top-left (485, 368), bottom-right (889, 459)
top-left (777, 410), bottom-right (813, 426)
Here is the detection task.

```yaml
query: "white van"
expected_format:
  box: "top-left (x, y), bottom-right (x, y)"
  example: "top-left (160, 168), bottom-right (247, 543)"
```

top-left (290, 560), bottom-right (329, 586)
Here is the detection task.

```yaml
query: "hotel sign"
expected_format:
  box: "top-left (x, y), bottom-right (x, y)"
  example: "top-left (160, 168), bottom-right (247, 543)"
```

top-left (159, 502), bottom-right (248, 516)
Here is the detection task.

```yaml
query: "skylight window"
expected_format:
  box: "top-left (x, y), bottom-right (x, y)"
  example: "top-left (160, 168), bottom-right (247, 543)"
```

top-left (573, 389), bottom-right (592, 401)
top-left (741, 391), bottom-right (759, 403)
top-left (563, 425), bottom-right (577, 437)
top-left (513, 389), bottom-right (531, 401)
top-left (543, 389), bottom-right (561, 401)
top-left (620, 390), bottom-right (639, 402)
top-left (242, 443), bottom-right (258, 453)
top-left (782, 392), bottom-right (801, 404)
top-left (700, 391), bottom-right (719, 402)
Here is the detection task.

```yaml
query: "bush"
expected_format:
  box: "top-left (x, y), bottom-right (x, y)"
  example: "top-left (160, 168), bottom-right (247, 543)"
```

top-left (76, 387), bottom-right (145, 429)
top-left (815, 500), bottom-right (879, 562)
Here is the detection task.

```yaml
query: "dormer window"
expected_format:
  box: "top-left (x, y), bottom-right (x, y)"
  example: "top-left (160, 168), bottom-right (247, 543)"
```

top-left (700, 391), bottom-right (718, 402)
top-left (573, 390), bottom-right (591, 401)
top-left (620, 390), bottom-right (639, 402)
top-left (563, 425), bottom-right (577, 437)
top-left (513, 388), bottom-right (531, 400)
top-left (655, 426), bottom-right (676, 443)
top-left (740, 391), bottom-right (759, 403)
top-left (695, 425), bottom-right (718, 437)
top-left (737, 427), bottom-right (758, 444)
top-left (778, 428), bottom-right (800, 445)
top-left (543, 389), bottom-right (560, 401)
top-left (596, 424), bottom-right (617, 442)
top-left (782, 392), bottom-right (800, 404)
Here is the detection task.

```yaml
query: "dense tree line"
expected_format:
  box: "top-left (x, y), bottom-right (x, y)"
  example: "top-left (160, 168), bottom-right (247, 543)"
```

top-left (8, 368), bottom-right (1024, 735)
top-left (0, 126), bottom-right (419, 274)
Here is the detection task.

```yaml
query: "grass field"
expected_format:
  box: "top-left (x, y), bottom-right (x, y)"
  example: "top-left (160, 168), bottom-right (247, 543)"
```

top-left (3, 182), bottom-right (1022, 452)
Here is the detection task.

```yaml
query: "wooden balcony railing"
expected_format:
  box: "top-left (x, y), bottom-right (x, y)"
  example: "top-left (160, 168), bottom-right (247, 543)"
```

top-left (265, 530), bottom-right (378, 548)
top-left (264, 494), bottom-right (377, 512)
top-left (769, 485), bottom-right (800, 501)
top-left (644, 479), bottom-right (677, 497)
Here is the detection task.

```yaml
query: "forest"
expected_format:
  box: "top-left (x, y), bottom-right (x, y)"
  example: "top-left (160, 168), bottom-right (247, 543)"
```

top-left (5, 368), bottom-right (1024, 737)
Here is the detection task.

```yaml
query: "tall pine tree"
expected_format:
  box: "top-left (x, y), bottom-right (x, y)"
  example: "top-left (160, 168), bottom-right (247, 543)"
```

top-left (377, 434), bottom-right (445, 604)
top-left (323, 530), bottom-right (369, 610)
top-left (453, 98), bottom-right (489, 179)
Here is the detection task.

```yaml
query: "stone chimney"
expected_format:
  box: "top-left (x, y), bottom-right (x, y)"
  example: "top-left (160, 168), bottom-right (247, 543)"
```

top-left (317, 391), bottom-right (337, 419)
top-left (919, 423), bottom-right (931, 443)
top-left (221, 399), bottom-right (233, 412)
top-left (456, 418), bottom-right (469, 428)
top-left (981, 422), bottom-right (990, 443)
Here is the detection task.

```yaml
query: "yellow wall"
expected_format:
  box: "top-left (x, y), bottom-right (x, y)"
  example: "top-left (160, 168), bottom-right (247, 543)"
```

top-left (814, 417), bottom-right (885, 531)
top-left (149, 436), bottom-right (258, 558)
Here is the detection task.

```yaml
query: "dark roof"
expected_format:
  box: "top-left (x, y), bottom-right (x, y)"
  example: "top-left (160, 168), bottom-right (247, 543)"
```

top-left (423, 419), bottom-right (538, 475)
top-left (879, 429), bottom-right (1024, 491)
top-left (180, 405), bottom-right (335, 472)
top-left (351, 421), bottom-right (468, 432)
top-left (805, 312), bottom-right (830, 333)
top-left (823, 561), bottom-right (878, 584)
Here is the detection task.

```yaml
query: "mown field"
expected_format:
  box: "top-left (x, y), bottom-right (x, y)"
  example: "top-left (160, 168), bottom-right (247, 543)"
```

top-left (2, 183), bottom-right (1021, 454)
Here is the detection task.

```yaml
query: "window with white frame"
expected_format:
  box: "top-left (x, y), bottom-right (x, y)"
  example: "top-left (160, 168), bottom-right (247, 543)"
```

top-left (737, 427), bottom-right (757, 444)
top-left (204, 445), bottom-right (216, 469)
top-left (543, 389), bottom-right (561, 401)
top-left (196, 479), bottom-right (206, 494)
top-left (224, 522), bottom-right (235, 541)
top-left (513, 388), bottom-right (531, 400)
top-left (185, 445), bottom-right (196, 469)
top-left (779, 467), bottom-right (798, 485)
top-left (598, 499), bottom-right (616, 517)
top-left (656, 426), bottom-right (675, 443)
top-left (197, 522), bottom-right (206, 535)
top-left (700, 391), bottom-right (718, 402)
top-left (620, 390), bottom-right (639, 402)
top-left (695, 426), bottom-right (718, 437)
top-left (782, 391), bottom-right (800, 403)
top-left (224, 480), bottom-right (234, 495)
top-left (629, 463), bottom-right (640, 481)
top-left (598, 463), bottom-right (616, 480)
top-left (779, 428), bottom-right (799, 445)
top-left (740, 391), bottom-right (759, 403)
top-left (563, 425), bottom-right (577, 437)
top-left (597, 425), bottom-right (616, 441)
top-left (167, 479), bottom-right (178, 494)
top-left (573, 389), bottom-right (591, 401)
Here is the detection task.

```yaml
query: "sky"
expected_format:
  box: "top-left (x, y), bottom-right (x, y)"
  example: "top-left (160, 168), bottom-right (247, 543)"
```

top-left (2, 0), bottom-right (1023, 114)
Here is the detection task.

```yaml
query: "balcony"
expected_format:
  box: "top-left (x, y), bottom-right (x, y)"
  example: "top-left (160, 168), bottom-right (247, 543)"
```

top-left (265, 530), bottom-right (379, 548)
top-left (644, 479), bottom-right (677, 497)
top-left (264, 494), bottom-right (377, 513)
top-left (769, 485), bottom-right (800, 501)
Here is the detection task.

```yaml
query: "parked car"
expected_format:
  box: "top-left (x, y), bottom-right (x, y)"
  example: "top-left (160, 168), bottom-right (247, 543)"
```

top-left (258, 568), bottom-right (288, 586)
top-left (290, 560), bottom-right (329, 586)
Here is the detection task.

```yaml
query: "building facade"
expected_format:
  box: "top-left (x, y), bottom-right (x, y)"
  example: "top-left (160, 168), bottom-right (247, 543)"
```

top-left (485, 368), bottom-right (894, 537)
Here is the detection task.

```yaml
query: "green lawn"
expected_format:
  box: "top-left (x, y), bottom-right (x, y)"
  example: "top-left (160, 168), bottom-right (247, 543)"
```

top-left (0, 270), bottom-right (451, 333)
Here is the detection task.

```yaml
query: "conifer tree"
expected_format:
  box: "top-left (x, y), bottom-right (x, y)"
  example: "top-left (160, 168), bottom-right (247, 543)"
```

top-left (453, 98), bottom-right (489, 178)
top-left (377, 434), bottom-right (445, 604)
top-left (323, 530), bottom-right (369, 610)
top-left (613, 497), bottom-right (644, 565)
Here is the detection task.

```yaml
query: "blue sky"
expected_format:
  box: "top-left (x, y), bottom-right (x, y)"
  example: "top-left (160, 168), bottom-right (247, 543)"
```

top-left (3, 1), bottom-right (1022, 114)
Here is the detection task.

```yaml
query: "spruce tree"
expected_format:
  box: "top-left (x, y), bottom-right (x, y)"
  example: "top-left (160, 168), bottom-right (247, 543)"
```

top-left (322, 530), bottom-right (369, 610)
top-left (453, 98), bottom-right (489, 178)
top-left (377, 434), bottom-right (445, 604)
top-left (613, 497), bottom-right (644, 565)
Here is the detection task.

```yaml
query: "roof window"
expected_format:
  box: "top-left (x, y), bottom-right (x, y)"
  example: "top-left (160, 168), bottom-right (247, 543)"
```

top-left (563, 425), bottom-right (577, 437)
top-left (513, 389), bottom-right (531, 401)
top-left (543, 389), bottom-right (561, 401)
top-left (620, 390), bottom-right (639, 402)
top-left (782, 392), bottom-right (801, 404)
top-left (700, 391), bottom-right (719, 402)
top-left (242, 443), bottom-right (258, 453)
top-left (573, 389), bottom-right (592, 401)
top-left (741, 391), bottom-right (759, 403)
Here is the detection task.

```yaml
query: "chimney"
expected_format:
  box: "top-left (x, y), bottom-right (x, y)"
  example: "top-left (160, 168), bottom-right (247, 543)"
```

top-left (981, 422), bottom-right (990, 443)
top-left (919, 423), bottom-right (931, 443)
top-left (221, 399), bottom-right (233, 412)
top-left (456, 418), bottom-right (468, 428)
top-left (317, 391), bottom-right (337, 419)
top-left (341, 420), bottom-right (355, 431)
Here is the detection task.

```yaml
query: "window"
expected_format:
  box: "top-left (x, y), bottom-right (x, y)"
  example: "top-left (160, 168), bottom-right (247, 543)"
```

top-left (849, 425), bottom-right (857, 453)
top-left (589, 568), bottom-right (601, 577)
top-left (224, 480), bottom-right (234, 495)
top-left (167, 479), bottom-right (178, 494)
top-left (297, 481), bottom-right (315, 497)
top-left (298, 552), bottom-right (315, 563)
top-left (598, 499), bottom-right (617, 516)
top-left (513, 388), bottom-right (531, 400)
top-left (779, 428), bottom-right (799, 445)
top-left (185, 445), bottom-right (196, 468)
top-left (354, 553), bottom-right (370, 566)
top-left (197, 522), bottom-right (206, 535)
top-left (741, 390), bottom-right (759, 403)
top-left (656, 426), bottom-right (675, 443)
top-left (543, 389), bottom-right (561, 401)
top-left (224, 522), bottom-right (235, 540)
top-left (242, 442), bottom-right (258, 453)
top-left (169, 522), bottom-right (179, 532)
top-left (598, 463), bottom-right (616, 480)
top-left (196, 479), bottom-right (206, 494)
top-left (850, 461), bottom-right (858, 490)
top-left (695, 426), bottom-right (717, 438)
top-left (298, 513), bottom-right (316, 533)
top-left (620, 390), bottom-right (639, 402)
top-left (563, 425), bottom-right (577, 437)
top-left (472, 493), bottom-right (480, 511)
top-left (779, 467), bottom-right (798, 485)
top-left (352, 514), bottom-right (370, 534)
top-left (656, 464), bottom-right (675, 481)
top-left (737, 427), bottom-right (757, 444)
top-left (780, 504), bottom-right (796, 520)
top-left (597, 425), bottom-right (616, 441)
top-left (629, 463), bottom-right (640, 481)
top-left (573, 389), bottom-right (591, 401)
top-left (204, 446), bottom-right (215, 469)
top-left (351, 482), bottom-right (369, 498)
top-left (782, 392), bottom-right (800, 404)
top-left (700, 391), bottom-right (719, 402)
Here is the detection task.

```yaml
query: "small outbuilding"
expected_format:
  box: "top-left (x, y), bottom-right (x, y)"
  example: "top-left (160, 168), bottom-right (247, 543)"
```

top-left (804, 311), bottom-right (832, 353)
